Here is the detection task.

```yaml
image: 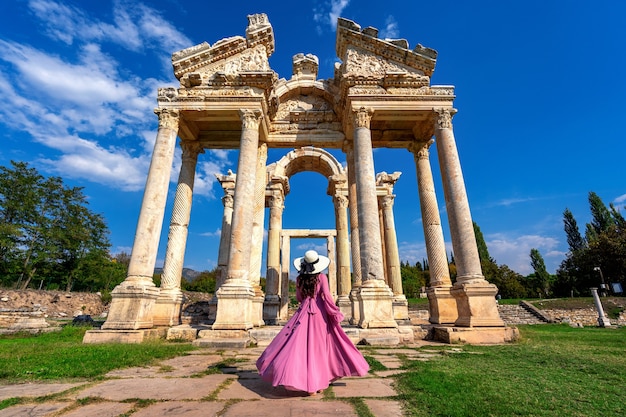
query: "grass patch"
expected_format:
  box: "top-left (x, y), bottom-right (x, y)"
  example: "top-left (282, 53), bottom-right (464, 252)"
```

top-left (407, 298), bottom-right (429, 308)
top-left (0, 326), bottom-right (195, 383)
top-left (396, 324), bottom-right (626, 417)
top-left (363, 355), bottom-right (387, 372)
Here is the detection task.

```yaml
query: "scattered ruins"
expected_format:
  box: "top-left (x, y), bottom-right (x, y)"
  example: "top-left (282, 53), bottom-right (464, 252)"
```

top-left (84, 14), bottom-right (517, 345)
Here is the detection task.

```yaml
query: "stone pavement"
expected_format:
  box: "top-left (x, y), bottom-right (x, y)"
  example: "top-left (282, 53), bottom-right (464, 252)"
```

top-left (0, 340), bottom-right (450, 416)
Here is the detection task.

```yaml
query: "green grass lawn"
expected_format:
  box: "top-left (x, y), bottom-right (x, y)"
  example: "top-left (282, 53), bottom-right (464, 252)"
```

top-left (0, 326), bottom-right (195, 382)
top-left (396, 324), bottom-right (626, 417)
top-left (1, 324), bottom-right (624, 416)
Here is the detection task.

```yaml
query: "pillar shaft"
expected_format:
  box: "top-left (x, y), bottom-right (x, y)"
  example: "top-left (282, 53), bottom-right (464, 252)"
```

top-left (346, 142), bottom-right (362, 325)
top-left (381, 195), bottom-right (402, 296)
top-left (102, 108), bottom-right (179, 330)
top-left (279, 234), bottom-right (291, 321)
top-left (213, 109), bottom-right (261, 330)
top-left (334, 195), bottom-right (351, 297)
top-left (411, 140), bottom-right (457, 324)
top-left (153, 140), bottom-right (203, 326)
top-left (434, 108), bottom-right (503, 327)
top-left (351, 108), bottom-right (396, 328)
top-left (263, 192), bottom-right (284, 324)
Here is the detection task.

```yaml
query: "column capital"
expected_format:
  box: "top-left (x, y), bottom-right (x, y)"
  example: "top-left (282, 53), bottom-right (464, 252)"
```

top-left (408, 139), bottom-right (434, 159)
top-left (433, 108), bottom-right (456, 130)
top-left (352, 107), bottom-right (373, 129)
top-left (268, 193), bottom-right (284, 209)
top-left (239, 109), bottom-right (263, 130)
top-left (222, 193), bottom-right (234, 209)
top-left (381, 194), bottom-right (395, 208)
top-left (154, 108), bottom-right (180, 130)
top-left (333, 194), bottom-right (349, 209)
top-left (180, 140), bottom-right (205, 159)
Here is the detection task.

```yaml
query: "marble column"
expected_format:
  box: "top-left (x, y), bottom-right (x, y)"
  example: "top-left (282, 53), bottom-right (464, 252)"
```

top-left (410, 140), bottom-right (457, 324)
top-left (264, 191), bottom-right (284, 325)
top-left (249, 142), bottom-right (268, 327)
top-left (345, 141), bottom-right (362, 325)
top-left (102, 108), bottom-right (179, 330)
top-left (153, 140), bottom-right (204, 326)
top-left (434, 108), bottom-right (503, 327)
top-left (351, 108), bottom-right (396, 328)
top-left (334, 194), bottom-right (351, 320)
top-left (279, 234), bottom-right (291, 321)
top-left (327, 235), bottom-right (337, 299)
top-left (213, 109), bottom-right (262, 330)
top-left (380, 194), bottom-right (409, 320)
top-left (209, 172), bottom-right (236, 322)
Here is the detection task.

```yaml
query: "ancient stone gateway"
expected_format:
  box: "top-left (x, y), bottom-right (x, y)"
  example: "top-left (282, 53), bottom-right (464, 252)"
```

top-left (85, 14), bottom-right (517, 345)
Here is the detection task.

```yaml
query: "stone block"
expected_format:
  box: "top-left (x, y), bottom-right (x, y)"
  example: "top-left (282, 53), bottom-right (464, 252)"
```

top-left (432, 325), bottom-right (519, 344)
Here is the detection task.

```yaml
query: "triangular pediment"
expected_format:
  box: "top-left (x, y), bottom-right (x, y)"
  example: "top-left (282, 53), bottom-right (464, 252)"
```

top-left (171, 13), bottom-right (274, 81)
top-left (336, 18), bottom-right (437, 81)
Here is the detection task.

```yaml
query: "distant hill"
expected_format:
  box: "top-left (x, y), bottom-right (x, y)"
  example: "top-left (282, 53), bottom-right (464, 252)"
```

top-left (153, 267), bottom-right (202, 281)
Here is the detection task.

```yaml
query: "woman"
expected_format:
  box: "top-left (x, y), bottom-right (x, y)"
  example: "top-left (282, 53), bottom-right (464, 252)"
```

top-left (256, 250), bottom-right (369, 395)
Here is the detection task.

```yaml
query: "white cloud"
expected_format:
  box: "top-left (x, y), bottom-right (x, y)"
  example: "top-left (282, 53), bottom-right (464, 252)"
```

top-left (313, 0), bottom-right (350, 31)
top-left (199, 228), bottom-right (222, 238)
top-left (486, 233), bottom-right (562, 275)
top-left (380, 16), bottom-right (399, 39)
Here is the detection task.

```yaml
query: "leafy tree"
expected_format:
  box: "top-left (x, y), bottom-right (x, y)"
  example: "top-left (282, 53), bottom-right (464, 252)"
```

top-left (0, 161), bottom-right (115, 291)
top-left (563, 208), bottom-right (585, 252)
top-left (529, 248), bottom-right (553, 297)
top-left (473, 222), bottom-right (494, 264)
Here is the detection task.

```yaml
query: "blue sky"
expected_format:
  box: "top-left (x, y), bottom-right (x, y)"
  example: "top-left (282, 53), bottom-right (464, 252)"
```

top-left (1, 0), bottom-right (624, 276)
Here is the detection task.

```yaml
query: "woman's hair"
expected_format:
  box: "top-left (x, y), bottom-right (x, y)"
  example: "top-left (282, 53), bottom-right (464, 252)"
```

top-left (297, 273), bottom-right (319, 298)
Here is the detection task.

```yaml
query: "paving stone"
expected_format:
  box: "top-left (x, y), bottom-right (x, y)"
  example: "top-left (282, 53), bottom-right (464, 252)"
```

top-left (364, 399), bottom-right (405, 417)
top-left (74, 375), bottom-right (235, 401)
top-left (332, 377), bottom-right (397, 398)
top-left (59, 401), bottom-right (133, 417)
top-left (132, 401), bottom-right (226, 416)
top-left (0, 382), bottom-right (83, 401)
top-left (222, 398), bottom-right (358, 416)
top-left (105, 354), bottom-right (223, 378)
top-left (374, 369), bottom-right (407, 377)
top-left (0, 402), bottom-right (69, 416)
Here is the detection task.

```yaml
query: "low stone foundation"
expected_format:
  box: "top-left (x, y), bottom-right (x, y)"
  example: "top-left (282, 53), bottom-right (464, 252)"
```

top-left (83, 328), bottom-right (167, 344)
top-left (432, 325), bottom-right (520, 344)
top-left (0, 310), bottom-right (58, 334)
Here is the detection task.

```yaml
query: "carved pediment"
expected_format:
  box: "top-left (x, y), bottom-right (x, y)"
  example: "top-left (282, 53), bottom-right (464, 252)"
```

top-left (172, 13), bottom-right (274, 82)
top-left (274, 95), bottom-right (334, 121)
top-left (336, 17), bottom-right (437, 82)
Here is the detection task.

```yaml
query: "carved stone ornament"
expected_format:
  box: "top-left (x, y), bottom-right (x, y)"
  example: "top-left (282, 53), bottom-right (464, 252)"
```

top-left (353, 107), bottom-right (372, 128)
top-left (154, 108), bottom-right (180, 130)
top-left (180, 140), bottom-right (205, 158)
top-left (222, 194), bottom-right (234, 209)
top-left (408, 139), bottom-right (434, 160)
top-left (344, 47), bottom-right (425, 78)
top-left (239, 109), bottom-right (263, 129)
top-left (275, 95), bottom-right (333, 121)
top-left (381, 194), bottom-right (396, 208)
top-left (333, 194), bottom-right (349, 208)
top-left (268, 193), bottom-right (284, 209)
top-left (435, 108), bottom-right (454, 129)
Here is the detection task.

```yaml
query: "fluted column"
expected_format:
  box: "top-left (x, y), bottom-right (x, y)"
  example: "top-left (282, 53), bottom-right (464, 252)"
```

top-left (351, 107), bottom-right (396, 328)
top-left (213, 109), bottom-right (262, 330)
top-left (434, 108), bottom-right (503, 327)
top-left (153, 140), bottom-right (204, 326)
top-left (345, 141), bottom-right (362, 325)
top-left (410, 140), bottom-right (457, 324)
top-left (102, 108), bottom-right (179, 330)
top-left (263, 191), bottom-right (284, 325)
top-left (249, 142), bottom-right (268, 327)
top-left (334, 194), bottom-right (351, 320)
top-left (381, 194), bottom-right (408, 320)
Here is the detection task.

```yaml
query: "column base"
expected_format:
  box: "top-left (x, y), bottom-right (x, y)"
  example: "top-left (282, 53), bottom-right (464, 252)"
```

top-left (427, 286), bottom-right (458, 324)
top-left (451, 281), bottom-right (504, 327)
top-left (392, 294), bottom-right (409, 320)
top-left (262, 294), bottom-right (280, 325)
top-left (152, 288), bottom-right (184, 327)
top-left (349, 287), bottom-right (361, 325)
top-left (212, 280), bottom-right (255, 330)
top-left (357, 280), bottom-right (397, 329)
top-left (101, 279), bottom-right (159, 330)
top-left (208, 296), bottom-right (218, 323)
top-left (432, 325), bottom-right (519, 344)
top-left (337, 295), bottom-right (352, 323)
top-left (252, 286), bottom-right (265, 327)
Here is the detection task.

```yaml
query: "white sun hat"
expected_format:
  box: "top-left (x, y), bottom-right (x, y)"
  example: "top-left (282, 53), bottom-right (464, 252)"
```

top-left (293, 250), bottom-right (330, 274)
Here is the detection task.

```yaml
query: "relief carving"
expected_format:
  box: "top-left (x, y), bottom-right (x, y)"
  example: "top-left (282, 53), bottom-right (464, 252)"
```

top-left (154, 108), bottom-right (180, 130)
top-left (343, 47), bottom-right (424, 78)
top-left (275, 95), bottom-right (333, 121)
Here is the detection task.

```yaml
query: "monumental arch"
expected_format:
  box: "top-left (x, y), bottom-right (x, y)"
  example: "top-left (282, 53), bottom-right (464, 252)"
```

top-left (86, 14), bottom-right (514, 345)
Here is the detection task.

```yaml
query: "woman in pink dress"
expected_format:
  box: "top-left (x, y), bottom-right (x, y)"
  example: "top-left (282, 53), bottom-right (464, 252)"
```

top-left (256, 250), bottom-right (370, 395)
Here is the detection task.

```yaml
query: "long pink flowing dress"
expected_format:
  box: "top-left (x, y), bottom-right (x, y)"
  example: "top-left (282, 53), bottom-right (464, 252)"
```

top-left (256, 273), bottom-right (370, 393)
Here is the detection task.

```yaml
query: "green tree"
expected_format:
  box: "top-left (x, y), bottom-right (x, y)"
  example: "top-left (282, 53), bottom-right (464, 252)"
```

top-left (529, 248), bottom-right (552, 297)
